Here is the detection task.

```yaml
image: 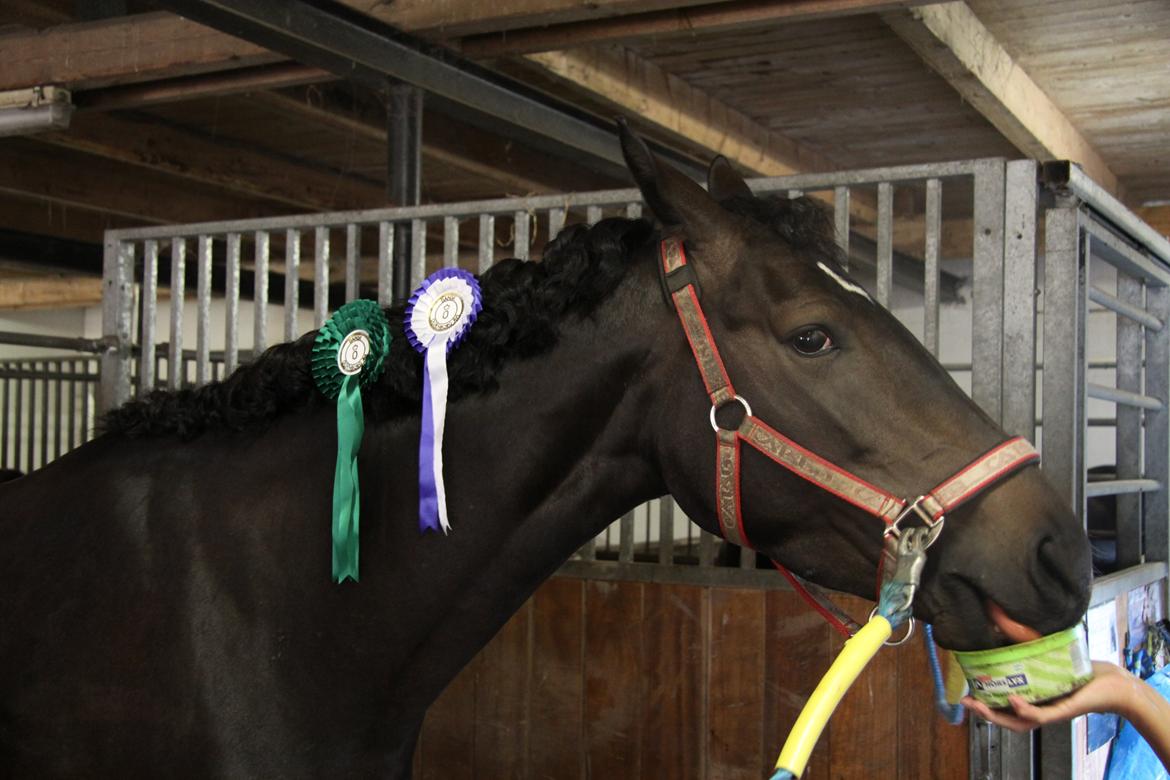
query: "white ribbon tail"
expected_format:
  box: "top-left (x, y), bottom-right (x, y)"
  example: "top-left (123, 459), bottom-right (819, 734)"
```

top-left (426, 345), bottom-right (452, 534)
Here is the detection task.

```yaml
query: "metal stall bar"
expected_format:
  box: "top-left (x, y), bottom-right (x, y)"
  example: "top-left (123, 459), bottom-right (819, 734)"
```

top-left (377, 222), bottom-right (393, 307)
top-left (1116, 270), bottom-right (1145, 568)
top-left (478, 215), bottom-right (494, 274)
top-left (38, 364), bottom-right (48, 468)
top-left (1085, 480), bottom-right (1161, 497)
top-left (923, 178), bottom-right (942, 357)
top-left (254, 231), bottom-right (270, 355)
top-left (1, 368), bottom-right (9, 468)
top-left (1087, 383), bottom-right (1162, 410)
top-left (834, 186), bottom-right (850, 267)
top-left (1090, 286), bottom-right (1162, 329)
top-left (195, 236), bottom-right (213, 386)
top-left (1145, 282), bottom-right (1170, 562)
top-left (618, 510), bottom-right (635, 563)
top-left (1002, 160), bottom-right (1039, 440)
top-left (52, 360), bottom-right (62, 461)
top-left (140, 239), bottom-right (159, 393)
top-left (410, 219), bottom-right (427, 288)
top-left (345, 225), bottom-right (360, 303)
top-left (314, 226), bottom-right (330, 328)
top-left (225, 233), bottom-right (241, 373)
top-left (67, 359), bottom-right (77, 451)
top-left (284, 229), bottom-right (301, 342)
top-left (625, 203), bottom-right (641, 219)
top-left (443, 217), bottom-right (459, 268)
top-left (100, 236), bottom-right (134, 413)
top-left (24, 362), bottom-right (33, 470)
top-left (876, 182), bottom-right (893, 306)
top-left (513, 211), bottom-right (530, 261)
top-left (13, 366), bottom-right (23, 471)
top-left (1041, 207), bottom-right (1087, 514)
top-left (971, 159), bottom-right (1007, 424)
top-left (658, 498), bottom-right (674, 565)
top-left (548, 207), bottom-right (565, 241)
top-left (168, 237), bottom-right (186, 390)
top-left (1038, 207), bottom-right (1087, 780)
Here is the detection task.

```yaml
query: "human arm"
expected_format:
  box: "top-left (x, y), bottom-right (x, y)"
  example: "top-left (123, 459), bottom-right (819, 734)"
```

top-left (962, 661), bottom-right (1170, 771)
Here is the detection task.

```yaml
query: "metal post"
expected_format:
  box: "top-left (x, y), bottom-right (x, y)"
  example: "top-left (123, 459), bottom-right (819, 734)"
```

top-left (1144, 282), bottom-right (1170, 562)
top-left (1038, 204), bottom-right (1086, 780)
top-left (388, 80), bottom-right (422, 304)
top-left (1002, 160), bottom-right (1039, 440)
top-left (923, 178), bottom-right (942, 357)
top-left (876, 182), bottom-right (893, 306)
top-left (1115, 270), bottom-right (1144, 567)
top-left (225, 232), bottom-right (241, 373)
top-left (1041, 206), bottom-right (1087, 516)
top-left (972, 159), bottom-right (1008, 424)
top-left (99, 235), bottom-right (134, 413)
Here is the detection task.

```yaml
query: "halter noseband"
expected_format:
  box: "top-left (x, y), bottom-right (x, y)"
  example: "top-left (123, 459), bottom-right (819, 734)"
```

top-left (658, 237), bottom-right (1039, 606)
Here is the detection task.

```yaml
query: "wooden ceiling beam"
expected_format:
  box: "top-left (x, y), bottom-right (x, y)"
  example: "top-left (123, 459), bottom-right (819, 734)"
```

top-left (0, 192), bottom-right (130, 246)
top-left (0, 139), bottom-right (290, 226)
top-left (461, 0), bottom-right (929, 57)
top-left (883, 2), bottom-right (1120, 196)
top-left (526, 48), bottom-right (835, 179)
top-left (76, 62), bottom-right (335, 112)
top-left (0, 275), bottom-right (103, 310)
top-left (0, 11), bottom-right (279, 91)
top-left (523, 48), bottom-right (879, 220)
top-left (36, 111), bottom-right (387, 212)
top-left (1137, 206), bottom-right (1170, 240)
top-left (251, 90), bottom-right (617, 196)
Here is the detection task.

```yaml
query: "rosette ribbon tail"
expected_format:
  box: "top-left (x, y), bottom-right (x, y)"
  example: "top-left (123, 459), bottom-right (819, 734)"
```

top-left (418, 346), bottom-right (451, 534)
top-left (332, 373), bottom-right (363, 582)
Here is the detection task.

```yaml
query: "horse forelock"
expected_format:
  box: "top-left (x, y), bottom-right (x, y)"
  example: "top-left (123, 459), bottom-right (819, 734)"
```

top-left (101, 217), bottom-right (653, 440)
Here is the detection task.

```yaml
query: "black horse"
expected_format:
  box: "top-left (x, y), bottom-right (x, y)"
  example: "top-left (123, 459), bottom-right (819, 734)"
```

top-left (1, 126), bottom-right (1090, 777)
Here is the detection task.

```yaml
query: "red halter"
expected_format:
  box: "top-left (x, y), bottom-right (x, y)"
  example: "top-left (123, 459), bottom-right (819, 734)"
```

top-left (659, 237), bottom-right (1039, 632)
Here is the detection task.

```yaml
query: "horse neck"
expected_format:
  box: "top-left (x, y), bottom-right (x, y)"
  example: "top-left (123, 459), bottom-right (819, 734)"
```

top-left (358, 261), bottom-right (666, 711)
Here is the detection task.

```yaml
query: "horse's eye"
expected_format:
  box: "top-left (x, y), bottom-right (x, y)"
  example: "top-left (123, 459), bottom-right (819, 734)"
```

top-left (791, 327), bottom-right (834, 356)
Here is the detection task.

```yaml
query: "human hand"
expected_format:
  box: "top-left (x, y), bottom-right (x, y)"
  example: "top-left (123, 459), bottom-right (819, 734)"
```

top-left (961, 661), bottom-right (1140, 731)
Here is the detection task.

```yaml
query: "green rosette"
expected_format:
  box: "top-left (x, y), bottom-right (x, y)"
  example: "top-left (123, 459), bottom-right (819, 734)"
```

top-left (312, 299), bottom-right (391, 583)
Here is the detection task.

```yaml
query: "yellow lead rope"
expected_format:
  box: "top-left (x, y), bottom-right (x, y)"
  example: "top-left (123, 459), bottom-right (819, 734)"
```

top-left (772, 615), bottom-right (893, 778)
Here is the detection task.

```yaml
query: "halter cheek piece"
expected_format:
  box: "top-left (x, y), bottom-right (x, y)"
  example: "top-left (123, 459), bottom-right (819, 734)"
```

top-left (659, 237), bottom-right (1040, 632)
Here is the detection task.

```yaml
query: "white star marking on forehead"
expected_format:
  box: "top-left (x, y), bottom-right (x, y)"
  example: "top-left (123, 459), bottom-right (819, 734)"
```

top-left (816, 261), bottom-right (872, 302)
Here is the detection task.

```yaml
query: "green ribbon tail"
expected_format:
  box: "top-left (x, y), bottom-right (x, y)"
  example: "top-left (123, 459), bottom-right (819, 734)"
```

top-left (332, 373), bottom-right (364, 583)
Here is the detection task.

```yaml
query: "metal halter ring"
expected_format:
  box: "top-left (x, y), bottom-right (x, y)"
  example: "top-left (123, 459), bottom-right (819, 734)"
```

top-left (869, 607), bottom-right (917, 646)
top-left (710, 395), bottom-right (753, 432)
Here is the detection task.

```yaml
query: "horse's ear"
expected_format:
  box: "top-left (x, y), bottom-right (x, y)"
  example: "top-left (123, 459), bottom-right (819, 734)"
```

top-left (617, 117), bottom-right (723, 235)
top-left (707, 156), bottom-right (752, 202)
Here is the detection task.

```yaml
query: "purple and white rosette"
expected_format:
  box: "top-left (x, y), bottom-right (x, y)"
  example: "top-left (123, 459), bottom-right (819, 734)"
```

top-left (404, 268), bottom-right (482, 534)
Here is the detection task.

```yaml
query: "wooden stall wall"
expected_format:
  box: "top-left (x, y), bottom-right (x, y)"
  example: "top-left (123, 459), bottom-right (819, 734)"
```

top-left (414, 577), bottom-right (968, 779)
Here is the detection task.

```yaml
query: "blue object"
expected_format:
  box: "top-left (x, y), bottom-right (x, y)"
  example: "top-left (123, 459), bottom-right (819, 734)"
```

top-left (925, 623), bottom-right (965, 725)
top-left (1105, 665), bottom-right (1170, 780)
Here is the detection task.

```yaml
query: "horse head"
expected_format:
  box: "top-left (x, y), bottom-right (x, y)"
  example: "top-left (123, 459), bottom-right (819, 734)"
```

top-left (620, 123), bottom-right (1091, 651)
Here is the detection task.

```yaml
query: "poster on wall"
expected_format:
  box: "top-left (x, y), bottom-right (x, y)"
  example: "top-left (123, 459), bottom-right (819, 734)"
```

top-left (1078, 601), bottom-right (1121, 780)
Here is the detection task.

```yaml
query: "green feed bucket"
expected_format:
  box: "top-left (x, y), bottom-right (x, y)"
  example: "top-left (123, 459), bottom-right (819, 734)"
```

top-left (953, 626), bottom-right (1093, 708)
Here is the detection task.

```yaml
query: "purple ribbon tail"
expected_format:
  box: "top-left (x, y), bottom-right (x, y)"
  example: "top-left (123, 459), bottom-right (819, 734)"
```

top-left (418, 366), bottom-right (441, 533)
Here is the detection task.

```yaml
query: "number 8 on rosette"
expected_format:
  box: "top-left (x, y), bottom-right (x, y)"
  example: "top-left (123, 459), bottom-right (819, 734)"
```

top-left (404, 268), bottom-right (482, 534)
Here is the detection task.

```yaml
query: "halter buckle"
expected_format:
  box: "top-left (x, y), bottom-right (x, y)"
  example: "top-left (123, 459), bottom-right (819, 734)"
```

top-left (884, 495), bottom-right (945, 548)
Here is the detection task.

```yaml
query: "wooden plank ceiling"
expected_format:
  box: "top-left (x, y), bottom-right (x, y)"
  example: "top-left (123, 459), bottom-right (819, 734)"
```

top-left (0, 0), bottom-right (1167, 308)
